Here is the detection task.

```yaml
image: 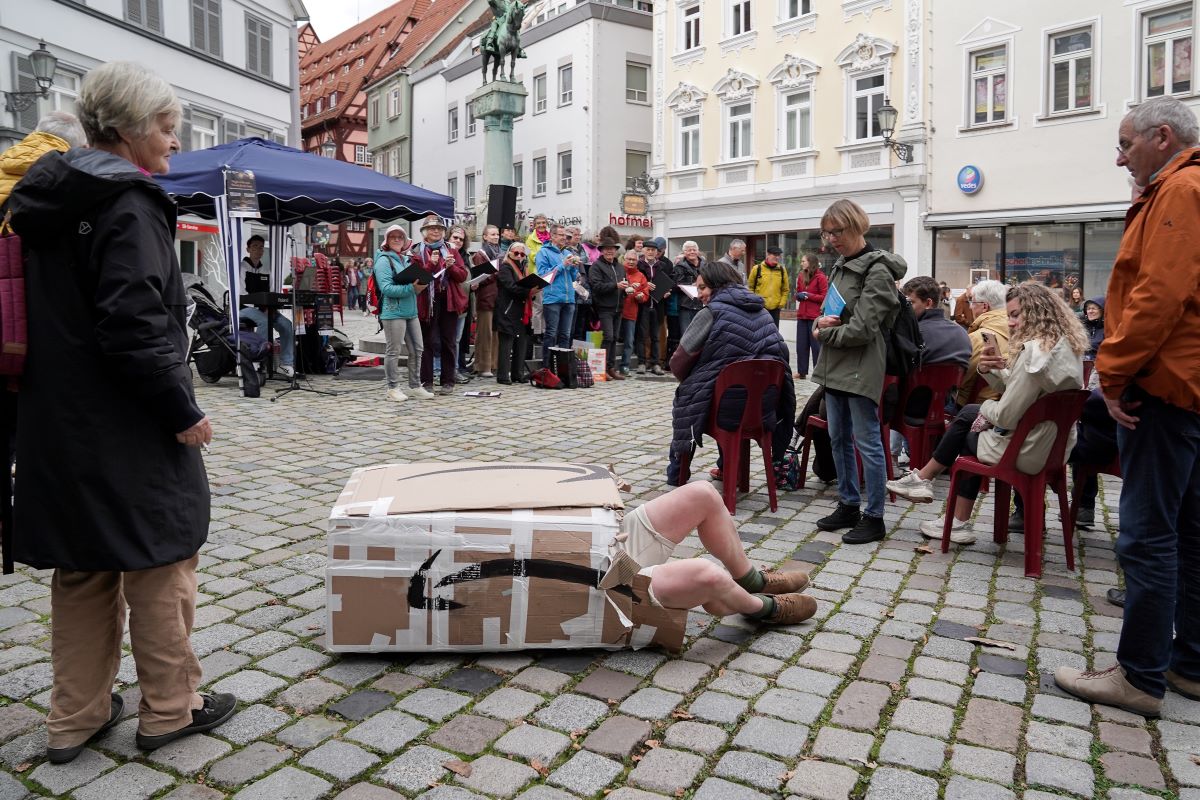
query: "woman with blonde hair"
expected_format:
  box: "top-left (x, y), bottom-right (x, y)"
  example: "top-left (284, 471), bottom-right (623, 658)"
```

top-left (887, 282), bottom-right (1087, 544)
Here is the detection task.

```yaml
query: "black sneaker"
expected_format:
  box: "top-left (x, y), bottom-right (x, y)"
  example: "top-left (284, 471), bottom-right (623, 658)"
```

top-left (1106, 588), bottom-right (1126, 608)
top-left (842, 514), bottom-right (886, 544)
top-left (47, 693), bottom-right (123, 764)
top-left (136, 692), bottom-right (237, 751)
top-left (1008, 510), bottom-right (1024, 534)
top-left (1076, 507), bottom-right (1095, 529)
top-left (816, 503), bottom-right (861, 531)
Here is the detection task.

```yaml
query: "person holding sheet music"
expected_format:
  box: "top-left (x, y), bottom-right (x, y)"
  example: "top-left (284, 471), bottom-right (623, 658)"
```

top-left (471, 225), bottom-right (502, 378)
top-left (375, 225), bottom-right (432, 402)
top-left (494, 241), bottom-right (538, 384)
top-left (620, 250), bottom-right (651, 376)
top-left (534, 224), bottom-right (580, 367)
top-left (411, 214), bottom-right (468, 395)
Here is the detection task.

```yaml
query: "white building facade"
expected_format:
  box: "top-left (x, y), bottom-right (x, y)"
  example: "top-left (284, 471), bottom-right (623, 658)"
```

top-left (926, 0), bottom-right (1196, 297)
top-left (651, 0), bottom-right (930, 278)
top-left (409, 0), bottom-right (654, 238)
top-left (2, 0), bottom-right (307, 274)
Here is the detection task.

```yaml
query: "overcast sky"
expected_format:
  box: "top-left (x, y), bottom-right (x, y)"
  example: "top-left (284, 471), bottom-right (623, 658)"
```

top-left (303, 0), bottom-right (398, 40)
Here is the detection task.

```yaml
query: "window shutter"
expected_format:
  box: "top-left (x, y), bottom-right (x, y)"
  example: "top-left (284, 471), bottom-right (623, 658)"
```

top-left (12, 54), bottom-right (40, 132)
top-left (180, 107), bottom-right (194, 152)
top-left (126, 0), bottom-right (143, 26)
top-left (207, 1), bottom-right (222, 56)
top-left (246, 18), bottom-right (259, 74)
top-left (146, 0), bottom-right (163, 33)
top-left (259, 21), bottom-right (272, 78)
top-left (222, 119), bottom-right (244, 144)
top-left (191, 0), bottom-right (206, 51)
top-left (270, 132), bottom-right (286, 145)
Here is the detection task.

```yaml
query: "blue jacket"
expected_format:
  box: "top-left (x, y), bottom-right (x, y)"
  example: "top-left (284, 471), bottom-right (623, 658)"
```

top-left (535, 242), bottom-right (578, 305)
top-left (671, 284), bottom-right (794, 456)
top-left (374, 250), bottom-right (418, 320)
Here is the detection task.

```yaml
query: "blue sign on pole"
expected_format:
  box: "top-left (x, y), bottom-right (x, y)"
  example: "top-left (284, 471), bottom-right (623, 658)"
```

top-left (957, 165), bottom-right (983, 194)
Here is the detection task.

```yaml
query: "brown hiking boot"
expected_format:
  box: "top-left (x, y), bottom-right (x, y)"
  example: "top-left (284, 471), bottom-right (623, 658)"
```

top-left (762, 593), bottom-right (817, 625)
top-left (1054, 665), bottom-right (1161, 718)
top-left (761, 569), bottom-right (810, 595)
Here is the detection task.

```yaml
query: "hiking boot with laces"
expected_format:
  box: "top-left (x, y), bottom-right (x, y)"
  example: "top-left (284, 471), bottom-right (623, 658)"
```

top-left (762, 593), bottom-right (817, 625)
top-left (761, 569), bottom-right (810, 595)
top-left (1054, 665), bottom-right (1161, 718)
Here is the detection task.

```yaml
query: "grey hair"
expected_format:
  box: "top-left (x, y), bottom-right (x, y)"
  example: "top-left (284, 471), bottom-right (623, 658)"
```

top-left (972, 279), bottom-right (1007, 311)
top-left (729, 239), bottom-right (746, 250)
top-left (78, 62), bottom-right (181, 146)
top-left (1126, 96), bottom-right (1200, 147)
top-left (35, 110), bottom-right (86, 148)
top-left (551, 223), bottom-right (567, 235)
top-left (681, 240), bottom-right (699, 250)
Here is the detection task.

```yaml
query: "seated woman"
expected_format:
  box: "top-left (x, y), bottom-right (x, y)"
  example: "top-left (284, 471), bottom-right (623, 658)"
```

top-left (666, 260), bottom-right (795, 486)
top-left (885, 282), bottom-right (1087, 544)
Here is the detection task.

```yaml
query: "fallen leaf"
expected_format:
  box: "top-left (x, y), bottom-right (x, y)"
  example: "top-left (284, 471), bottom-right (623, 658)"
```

top-left (964, 637), bottom-right (1017, 651)
top-left (675, 790), bottom-right (685, 798)
top-left (632, 755), bottom-right (642, 762)
top-left (13, 763), bottom-right (29, 774)
top-left (718, 667), bottom-right (726, 676)
top-left (266, 598), bottom-right (282, 606)
top-left (781, 770), bottom-right (796, 781)
top-left (427, 781), bottom-right (442, 789)
top-left (970, 666), bottom-right (982, 676)
top-left (443, 759), bottom-right (472, 778)
top-left (914, 545), bottom-right (934, 554)
top-left (645, 739), bottom-right (660, 748)
top-left (671, 710), bottom-right (694, 720)
top-left (531, 759), bottom-right (550, 777)
top-left (571, 728), bottom-right (588, 738)
top-left (888, 682), bottom-right (901, 692)
top-left (1192, 754), bottom-right (1200, 766)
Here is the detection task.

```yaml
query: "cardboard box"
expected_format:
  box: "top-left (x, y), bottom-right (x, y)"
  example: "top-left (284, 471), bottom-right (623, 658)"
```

top-left (325, 462), bottom-right (686, 654)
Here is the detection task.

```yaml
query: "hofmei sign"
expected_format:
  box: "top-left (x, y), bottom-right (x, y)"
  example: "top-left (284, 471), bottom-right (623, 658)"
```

top-left (957, 165), bottom-right (983, 195)
top-left (610, 212), bottom-right (653, 229)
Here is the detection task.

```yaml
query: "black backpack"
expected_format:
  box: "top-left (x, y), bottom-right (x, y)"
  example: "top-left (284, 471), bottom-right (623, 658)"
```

top-left (885, 288), bottom-right (924, 378)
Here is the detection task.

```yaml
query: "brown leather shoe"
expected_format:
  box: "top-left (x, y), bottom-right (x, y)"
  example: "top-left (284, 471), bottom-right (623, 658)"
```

top-left (607, 369), bottom-right (625, 381)
top-left (762, 593), bottom-right (817, 625)
top-left (1054, 665), bottom-right (1161, 718)
top-left (1167, 670), bottom-right (1200, 701)
top-left (761, 569), bottom-right (810, 595)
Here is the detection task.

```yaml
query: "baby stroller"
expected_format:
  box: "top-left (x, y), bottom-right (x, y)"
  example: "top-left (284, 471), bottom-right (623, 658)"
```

top-left (187, 282), bottom-right (269, 397)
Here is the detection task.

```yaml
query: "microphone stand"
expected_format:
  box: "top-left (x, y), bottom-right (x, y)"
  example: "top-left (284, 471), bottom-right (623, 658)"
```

top-left (274, 233), bottom-right (338, 401)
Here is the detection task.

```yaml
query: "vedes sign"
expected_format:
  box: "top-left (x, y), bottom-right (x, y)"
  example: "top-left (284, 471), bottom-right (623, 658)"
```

top-left (957, 165), bottom-right (983, 195)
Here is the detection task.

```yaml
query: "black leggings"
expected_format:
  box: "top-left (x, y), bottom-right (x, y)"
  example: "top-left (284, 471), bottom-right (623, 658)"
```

top-left (932, 404), bottom-right (987, 501)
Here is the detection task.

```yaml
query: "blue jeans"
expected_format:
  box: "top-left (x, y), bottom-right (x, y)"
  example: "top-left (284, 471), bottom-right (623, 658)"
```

top-left (239, 307), bottom-right (293, 367)
top-left (620, 318), bottom-right (636, 371)
top-left (825, 390), bottom-right (887, 518)
top-left (1115, 388), bottom-right (1200, 697)
top-left (542, 303), bottom-right (576, 366)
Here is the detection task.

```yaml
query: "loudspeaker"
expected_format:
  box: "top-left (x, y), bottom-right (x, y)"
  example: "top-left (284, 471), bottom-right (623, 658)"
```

top-left (487, 184), bottom-right (518, 231)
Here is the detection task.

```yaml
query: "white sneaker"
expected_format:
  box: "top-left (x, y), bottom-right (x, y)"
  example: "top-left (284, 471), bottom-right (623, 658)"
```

top-left (409, 386), bottom-right (436, 399)
top-left (481, 371), bottom-right (494, 378)
top-left (920, 515), bottom-right (976, 544)
top-left (386, 388), bottom-right (408, 402)
top-left (278, 364), bottom-right (295, 378)
top-left (887, 469), bottom-right (934, 503)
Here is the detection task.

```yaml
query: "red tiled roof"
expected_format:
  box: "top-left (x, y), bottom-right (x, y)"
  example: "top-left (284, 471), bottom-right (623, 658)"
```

top-left (391, 0), bottom-right (479, 73)
top-left (299, 0), bottom-right (430, 129)
top-left (425, 8), bottom-right (492, 65)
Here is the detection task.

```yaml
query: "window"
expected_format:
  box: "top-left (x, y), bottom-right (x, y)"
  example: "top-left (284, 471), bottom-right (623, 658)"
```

top-left (358, 57), bottom-right (365, 67)
top-left (466, 101), bottom-right (477, 136)
top-left (447, 176), bottom-right (458, 205)
top-left (682, 5), bottom-right (701, 51)
top-left (726, 102), bottom-right (752, 159)
top-left (849, 73), bottom-right (884, 139)
top-left (448, 106), bottom-right (459, 142)
top-left (329, 91), bottom-right (338, 107)
top-left (782, 0), bottom-right (810, 19)
top-left (533, 157), bottom-right (547, 196)
top-left (465, 173), bottom-right (477, 208)
top-left (533, 74), bottom-right (547, 113)
top-left (387, 148), bottom-right (400, 176)
top-left (126, 0), bottom-right (163, 33)
top-left (373, 151), bottom-right (384, 172)
top-left (730, 0), bottom-right (751, 36)
top-left (355, 144), bottom-right (369, 164)
top-left (245, 124), bottom-right (270, 140)
top-left (625, 150), bottom-right (649, 190)
top-left (1049, 27), bottom-right (1093, 113)
top-left (315, 97), bottom-right (324, 113)
top-left (559, 65), bottom-right (573, 105)
top-left (781, 90), bottom-right (811, 151)
top-left (369, 97), bottom-right (380, 127)
top-left (190, 111), bottom-right (218, 151)
top-left (679, 113), bottom-right (701, 167)
top-left (191, 0), bottom-right (222, 57)
top-left (48, 69), bottom-right (81, 114)
top-left (1144, 4), bottom-right (1192, 98)
top-left (626, 63), bottom-right (649, 103)
top-left (388, 87), bottom-right (402, 118)
top-left (970, 46), bottom-right (1008, 125)
top-left (513, 162), bottom-right (524, 200)
top-left (558, 151), bottom-right (573, 191)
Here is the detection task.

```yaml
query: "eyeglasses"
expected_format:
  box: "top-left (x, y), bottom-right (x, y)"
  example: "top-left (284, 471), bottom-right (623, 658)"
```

top-left (820, 228), bottom-right (845, 240)
top-left (449, 235), bottom-right (464, 241)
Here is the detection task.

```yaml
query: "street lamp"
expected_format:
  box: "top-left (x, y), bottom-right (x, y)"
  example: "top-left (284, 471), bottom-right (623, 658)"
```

top-left (320, 134), bottom-right (337, 159)
top-left (875, 97), bottom-right (913, 164)
top-left (4, 42), bottom-right (58, 113)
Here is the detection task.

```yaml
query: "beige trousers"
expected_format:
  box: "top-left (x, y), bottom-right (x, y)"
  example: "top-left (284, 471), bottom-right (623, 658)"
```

top-left (475, 309), bottom-right (497, 373)
top-left (48, 554), bottom-right (203, 747)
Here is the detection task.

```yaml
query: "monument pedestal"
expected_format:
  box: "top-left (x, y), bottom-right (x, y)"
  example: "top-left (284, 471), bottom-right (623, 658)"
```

top-left (467, 80), bottom-right (527, 229)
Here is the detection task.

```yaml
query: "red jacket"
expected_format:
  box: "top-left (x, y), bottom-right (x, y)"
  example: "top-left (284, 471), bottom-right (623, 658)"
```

top-left (622, 265), bottom-right (649, 321)
top-left (794, 270), bottom-right (828, 320)
top-left (412, 242), bottom-right (468, 320)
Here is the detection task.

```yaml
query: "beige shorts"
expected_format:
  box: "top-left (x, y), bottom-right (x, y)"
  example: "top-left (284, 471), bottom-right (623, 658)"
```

top-left (615, 504), bottom-right (677, 568)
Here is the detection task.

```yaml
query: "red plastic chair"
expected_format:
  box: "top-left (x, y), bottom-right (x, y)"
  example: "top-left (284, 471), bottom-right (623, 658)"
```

top-left (1082, 360), bottom-right (1095, 388)
top-left (678, 359), bottom-right (788, 514)
top-left (940, 389), bottom-right (1090, 578)
top-left (893, 363), bottom-right (966, 470)
top-left (798, 377), bottom-right (897, 499)
top-left (1069, 454), bottom-right (1121, 525)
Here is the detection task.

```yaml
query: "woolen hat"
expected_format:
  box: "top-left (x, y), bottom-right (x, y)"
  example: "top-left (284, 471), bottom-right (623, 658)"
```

top-left (419, 214), bottom-right (447, 232)
top-left (383, 224), bottom-right (408, 241)
top-left (646, 236), bottom-right (666, 251)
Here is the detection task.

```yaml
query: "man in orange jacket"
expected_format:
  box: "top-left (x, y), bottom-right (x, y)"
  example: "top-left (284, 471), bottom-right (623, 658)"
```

top-left (1055, 96), bottom-right (1200, 719)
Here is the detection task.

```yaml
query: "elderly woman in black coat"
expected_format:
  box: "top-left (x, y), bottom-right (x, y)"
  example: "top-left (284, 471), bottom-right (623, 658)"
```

top-left (9, 61), bottom-right (234, 764)
top-left (493, 239), bottom-right (537, 384)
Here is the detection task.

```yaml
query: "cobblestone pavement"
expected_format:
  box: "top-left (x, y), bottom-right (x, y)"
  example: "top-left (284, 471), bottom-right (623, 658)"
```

top-left (1, 323), bottom-right (1198, 800)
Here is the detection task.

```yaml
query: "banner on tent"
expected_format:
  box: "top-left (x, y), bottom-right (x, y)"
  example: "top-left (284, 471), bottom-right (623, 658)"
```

top-left (224, 169), bottom-right (260, 218)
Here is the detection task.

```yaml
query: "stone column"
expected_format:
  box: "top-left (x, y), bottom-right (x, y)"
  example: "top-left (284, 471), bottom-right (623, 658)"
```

top-left (467, 80), bottom-right (528, 227)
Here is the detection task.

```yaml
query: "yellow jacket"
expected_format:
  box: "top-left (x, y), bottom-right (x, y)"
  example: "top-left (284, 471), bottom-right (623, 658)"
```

top-left (956, 307), bottom-right (1011, 407)
top-left (525, 230), bottom-right (550, 266)
top-left (748, 261), bottom-right (790, 311)
top-left (0, 131), bottom-right (71, 208)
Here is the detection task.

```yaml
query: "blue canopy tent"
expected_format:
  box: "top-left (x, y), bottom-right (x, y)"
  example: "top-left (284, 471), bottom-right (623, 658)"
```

top-left (158, 137), bottom-right (453, 394)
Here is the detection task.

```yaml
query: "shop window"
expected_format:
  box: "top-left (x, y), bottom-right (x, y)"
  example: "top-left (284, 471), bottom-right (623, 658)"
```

top-left (1006, 223), bottom-right (1081, 292)
top-left (1083, 221), bottom-right (1122, 297)
top-left (933, 228), bottom-right (1003, 293)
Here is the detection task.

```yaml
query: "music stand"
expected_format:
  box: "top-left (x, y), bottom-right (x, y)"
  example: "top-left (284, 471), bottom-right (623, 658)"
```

top-left (274, 237), bottom-right (337, 401)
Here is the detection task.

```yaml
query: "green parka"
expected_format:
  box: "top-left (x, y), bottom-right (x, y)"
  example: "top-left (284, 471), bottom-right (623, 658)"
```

top-left (812, 247), bottom-right (906, 401)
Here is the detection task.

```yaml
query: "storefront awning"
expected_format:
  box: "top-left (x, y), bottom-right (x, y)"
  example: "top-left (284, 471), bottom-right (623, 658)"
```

top-left (925, 201), bottom-right (1129, 229)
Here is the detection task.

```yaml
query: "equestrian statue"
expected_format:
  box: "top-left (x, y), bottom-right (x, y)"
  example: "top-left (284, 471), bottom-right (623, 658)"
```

top-left (481, 0), bottom-right (526, 83)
